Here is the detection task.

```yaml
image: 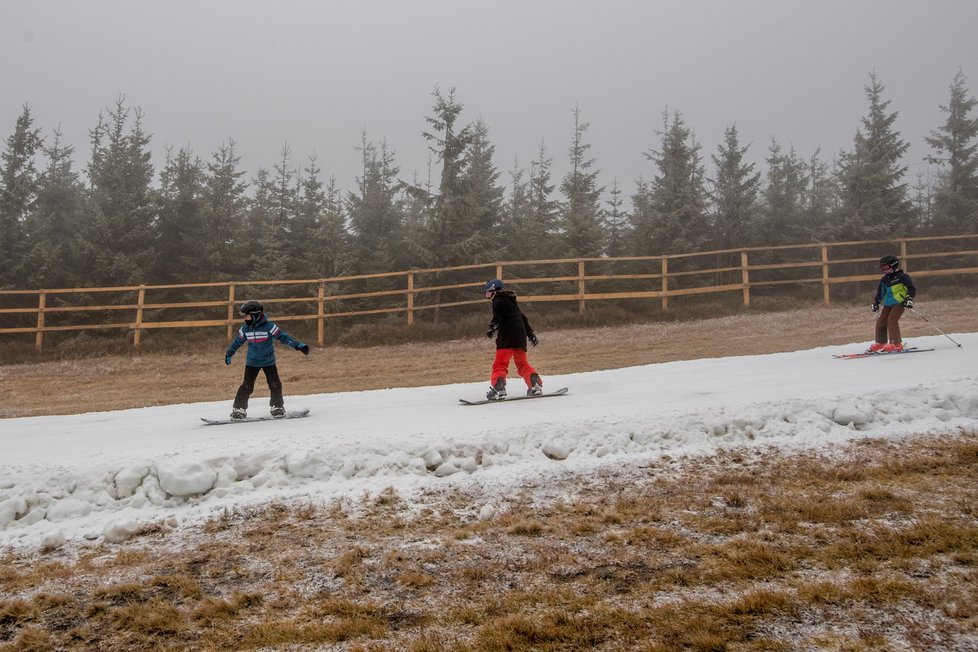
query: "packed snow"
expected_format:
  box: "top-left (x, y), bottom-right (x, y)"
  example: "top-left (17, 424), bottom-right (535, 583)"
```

top-left (2, 334), bottom-right (978, 552)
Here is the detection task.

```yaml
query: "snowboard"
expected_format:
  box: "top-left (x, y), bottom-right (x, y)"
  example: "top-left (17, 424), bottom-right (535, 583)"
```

top-left (833, 347), bottom-right (934, 360)
top-left (460, 387), bottom-right (569, 406)
top-left (201, 408), bottom-right (310, 425)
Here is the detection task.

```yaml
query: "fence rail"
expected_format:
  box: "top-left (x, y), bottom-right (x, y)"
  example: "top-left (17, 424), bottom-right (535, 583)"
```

top-left (2, 234), bottom-right (977, 352)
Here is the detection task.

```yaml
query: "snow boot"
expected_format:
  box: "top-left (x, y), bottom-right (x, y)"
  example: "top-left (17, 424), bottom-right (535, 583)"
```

top-left (881, 342), bottom-right (904, 353)
top-left (270, 406), bottom-right (286, 418)
top-left (527, 373), bottom-right (543, 396)
top-left (230, 408), bottom-right (247, 421)
top-left (486, 378), bottom-right (507, 401)
top-left (866, 342), bottom-right (887, 353)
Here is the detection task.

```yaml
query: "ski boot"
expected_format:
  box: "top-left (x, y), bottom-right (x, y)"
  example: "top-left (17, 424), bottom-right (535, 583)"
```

top-left (230, 408), bottom-right (247, 421)
top-left (881, 342), bottom-right (904, 353)
top-left (486, 378), bottom-right (507, 401)
top-left (270, 406), bottom-right (286, 418)
top-left (526, 373), bottom-right (543, 396)
top-left (865, 342), bottom-right (886, 353)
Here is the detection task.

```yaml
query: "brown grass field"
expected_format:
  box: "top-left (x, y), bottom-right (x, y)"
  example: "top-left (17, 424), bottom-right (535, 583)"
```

top-left (1, 300), bottom-right (977, 650)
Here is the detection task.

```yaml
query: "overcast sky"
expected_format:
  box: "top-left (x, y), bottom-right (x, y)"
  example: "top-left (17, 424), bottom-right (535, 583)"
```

top-left (3, 0), bottom-right (977, 199)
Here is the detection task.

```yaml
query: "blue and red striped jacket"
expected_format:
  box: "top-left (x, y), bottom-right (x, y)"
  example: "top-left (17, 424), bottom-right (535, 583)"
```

top-left (226, 314), bottom-right (302, 367)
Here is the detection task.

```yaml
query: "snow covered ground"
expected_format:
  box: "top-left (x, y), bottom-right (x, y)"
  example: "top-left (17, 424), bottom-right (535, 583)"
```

top-left (2, 334), bottom-right (977, 552)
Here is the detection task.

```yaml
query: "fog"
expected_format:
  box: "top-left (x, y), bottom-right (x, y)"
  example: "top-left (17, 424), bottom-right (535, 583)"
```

top-left (3, 0), bottom-right (976, 194)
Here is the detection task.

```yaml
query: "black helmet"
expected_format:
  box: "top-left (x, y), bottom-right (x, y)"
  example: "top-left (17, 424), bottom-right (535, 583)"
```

top-left (483, 278), bottom-right (504, 293)
top-left (239, 300), bottom-right (264, 319)
top-left (879, 255), bottom-right (899, 270)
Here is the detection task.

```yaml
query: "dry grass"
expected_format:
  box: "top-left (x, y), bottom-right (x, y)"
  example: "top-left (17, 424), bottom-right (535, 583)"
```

top-left (1, 436), bottom-right (976, 650)
top-left (2, 298), bottom-right (976, 418)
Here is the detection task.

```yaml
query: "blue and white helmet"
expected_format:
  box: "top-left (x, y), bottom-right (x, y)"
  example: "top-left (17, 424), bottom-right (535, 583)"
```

top-left (483, 278), bottom-right (504, 293)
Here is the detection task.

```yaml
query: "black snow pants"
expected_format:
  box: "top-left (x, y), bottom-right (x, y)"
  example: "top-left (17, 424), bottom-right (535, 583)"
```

top-left (233, 365), bottom-right (283, 409)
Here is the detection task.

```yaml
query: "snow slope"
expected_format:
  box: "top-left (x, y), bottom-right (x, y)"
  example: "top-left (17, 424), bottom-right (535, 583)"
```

top-left (2, 334), bottom-right (977, 551)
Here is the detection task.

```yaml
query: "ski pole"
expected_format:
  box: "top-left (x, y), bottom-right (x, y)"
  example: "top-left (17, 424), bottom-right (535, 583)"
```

top-left (909, 307), bottom-right (963, 348)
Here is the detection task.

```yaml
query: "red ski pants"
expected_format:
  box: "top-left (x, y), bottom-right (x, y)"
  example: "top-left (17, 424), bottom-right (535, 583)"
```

top-left (491, 348), bottom-right (537, 388)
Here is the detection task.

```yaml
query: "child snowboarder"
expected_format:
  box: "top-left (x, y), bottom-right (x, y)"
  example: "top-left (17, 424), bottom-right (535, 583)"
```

top-left (225, 300), bottom-right (310, 419)
top-left (483, 278), bottom-right (543, 400)
top-left (868, 255), bottom-right (916, 353)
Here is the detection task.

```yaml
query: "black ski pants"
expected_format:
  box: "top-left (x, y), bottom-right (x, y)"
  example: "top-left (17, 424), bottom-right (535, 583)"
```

top-left (233, 365), bottom-right (283, 410)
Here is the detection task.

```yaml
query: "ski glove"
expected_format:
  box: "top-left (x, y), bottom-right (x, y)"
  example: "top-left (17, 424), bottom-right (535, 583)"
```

top-left (902, 298), bottom-right (914, 309)
top-left (528, 333), bottom-right (539, 347)
top-left (298, 344), bottom-right (310, 355)
top-left (486, 325), bottom-right (497, 339)
top-left (871, 302), bottom-right (880, 312)
top-left (225, 354), bottom-right (232, 365)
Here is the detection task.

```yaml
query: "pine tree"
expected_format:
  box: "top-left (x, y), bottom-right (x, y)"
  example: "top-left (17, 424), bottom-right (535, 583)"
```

top-left (294, 155), bottom-right (352, 278)
top-left (318, 175), bottom-right (351, 277)
top-left (603, 179), bottom-right (630, 257)
top-left (293, 153), bottom-right (326, 276)
top-left (518, 141), bottom-right (561, 259)
top-left (202, 140), bottom-right (248, 280)
top-left (708, 124), bottom-right (760, 249)
top-left (835, 73), bottom-right (915, 239)
top-left (84, 97), bottom-right (156, 285)
top-left (154, 145), bottom-right (205, 283)
top-left (419, 87), bottom-right (484, 267)
top-left (461, 119), bottom-right (505, 257)
top-left (500, 157), bottom-right (528, 257)
top-left (631, 110), bottom-right (708, 255)
top-left (242, 168), bottom-right (274, 279)
top-left (925, 70), bottom-right (978, 234)
top-left (263, 142), bottom-right (299, 275)
top-left (402, 162), bottom-right (435, 268)
top-left (759, 139), bottom-right (809, 245)
top-left (559, 106), bottom-right (605, 257)
top-left (804, 148), bottom-right (838, 240)
top-left (25, 127), bottom-right (88, 288)
top-left (0, 105), bottom-right (43, 287)
top-left (347, 132), bottom-right (405, 273)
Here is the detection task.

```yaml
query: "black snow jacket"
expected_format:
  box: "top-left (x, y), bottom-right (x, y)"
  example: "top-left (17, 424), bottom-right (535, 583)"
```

top-left (488, 289), bottom-right (536, 350)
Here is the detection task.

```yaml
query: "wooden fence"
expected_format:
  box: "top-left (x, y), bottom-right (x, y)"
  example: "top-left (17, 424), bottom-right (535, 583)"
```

top-left (2, 234), bottom-right (977, 352)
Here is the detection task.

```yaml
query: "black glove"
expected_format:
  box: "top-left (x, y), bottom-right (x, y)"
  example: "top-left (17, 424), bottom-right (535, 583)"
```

top-left (225, 354), bottom-right (232, 365)
top-left (902, 298), bottom-right (914, 309)
top-left (485, 325), bottom-right (496, 339)
top-left (297, 344), bottom-right (310, 355)
top-left (529, 334), bottom-right (539, 347)
top-left (871, 302), bottom-right (880, 312)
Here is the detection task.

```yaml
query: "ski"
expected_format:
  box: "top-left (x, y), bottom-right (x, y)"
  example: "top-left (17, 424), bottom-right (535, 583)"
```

top-left (460, 387), bottom-right (569, 406)
top-left (201, 409), bottom-right (310, 425)
top-left (833, 347), bottom-right (934, 360)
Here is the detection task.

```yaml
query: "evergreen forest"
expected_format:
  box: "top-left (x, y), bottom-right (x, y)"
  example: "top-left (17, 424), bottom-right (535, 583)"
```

top-left (2, 71), bottom-right (977, 291)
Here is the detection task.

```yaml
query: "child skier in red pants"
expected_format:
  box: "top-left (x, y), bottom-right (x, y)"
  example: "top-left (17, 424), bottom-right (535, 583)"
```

top-left (483, 278), bottom-right (543, 400)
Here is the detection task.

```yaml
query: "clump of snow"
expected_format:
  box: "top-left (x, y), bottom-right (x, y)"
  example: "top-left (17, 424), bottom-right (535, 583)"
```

top-left (103, 520), bottom-right (142, 544)
top-left (1, 333), bottom-right (977, 551)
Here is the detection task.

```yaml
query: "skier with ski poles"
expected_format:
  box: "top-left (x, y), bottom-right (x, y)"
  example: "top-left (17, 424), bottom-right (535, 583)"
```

top-left (483, 279), bottom-right (544, 400)
top-left (867, 255), bottom-right (916, 353)
top-left (225, 300), bottom-right (310, 420)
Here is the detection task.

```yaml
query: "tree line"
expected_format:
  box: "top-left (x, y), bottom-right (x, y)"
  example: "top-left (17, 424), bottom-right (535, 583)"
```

top-left (1, 71), bottom-right (977, 291)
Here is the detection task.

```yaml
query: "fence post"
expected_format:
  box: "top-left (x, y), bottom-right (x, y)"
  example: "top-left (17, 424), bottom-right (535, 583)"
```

top-left (661, 257), bottom-right (669, 310)
top-left (821, 244), bottom-right (831, 305)
top-left (741, 251), bottom-right (751, 306)
top-left (406, 271), bottom-right (415, 326)
top-left (318, 282), bottom-right (326, 346)
top-left (496, 264), bottom-right (503, 281)
top-left (226, 283), bottom-right (236, 341)
top-left (578, 260), bottom-right (586, 314)
top-left (35, 291), bottom-right (46, 352)
top-left (133, 285), bottom-right (146, 351)
top-left (900, 239), bottom-right (909, 271)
